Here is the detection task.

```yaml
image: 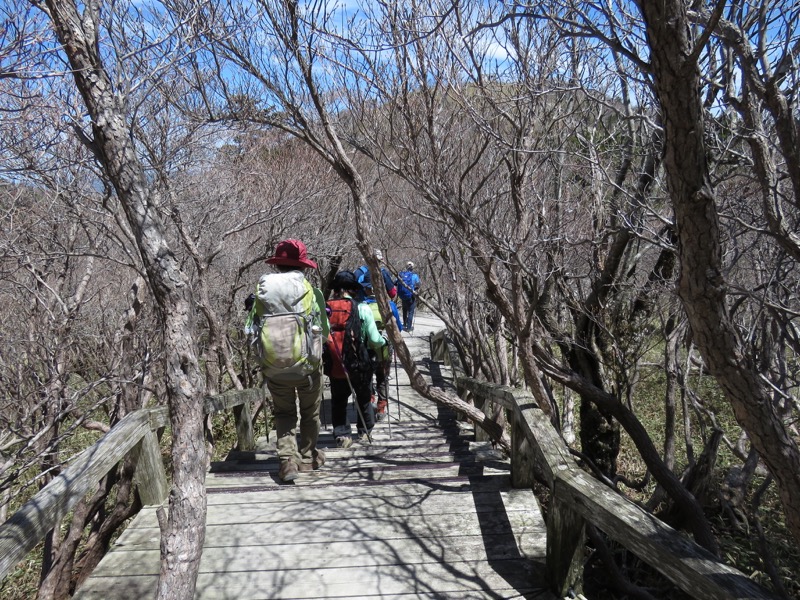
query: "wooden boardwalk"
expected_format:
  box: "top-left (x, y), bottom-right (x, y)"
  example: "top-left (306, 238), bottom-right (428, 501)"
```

top-left (74, 314), bottom-right (554, 599)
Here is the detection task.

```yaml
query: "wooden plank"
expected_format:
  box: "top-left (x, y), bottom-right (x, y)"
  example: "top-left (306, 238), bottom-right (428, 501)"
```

top-left (146, 406), bottom-right (169, 430)
top-left (429, 329), bottom-right (447, 362)
top-left (110, 509), bottom-right (545, 549)
top-left (203, 475), bottom-right (516, 501)
top-left (78, 582), bottom-right (540, 600)
top-left (0, 411), bottom-right (151, 579)
top-left (90, 534), bottom-right (546, 577)
top-left (209, 458), bottom-right (459, 474)
top-left (554, 469), bottom-right (777, 600)
top-left (75, 561), bottom-right (549, 600)
top-left (447, 350), bottom-right (466, 381)
top-left (225, 445), bottom-right (471, 462)
top-left (203, 464), bottom-right (467, 488)
top-left (349, 431), bottom-right (459, 442)
top-left (475, 396), bottom-right (491, 443)
top-left (213, 453), bottom-right (469, 470)
top-left (120, 490), bottom-right (543, 530)
top-left (213, 447), bottom-right (491, 467)
top-left (458, 377), bottom-right (518, 411)
top-left (510, 410), bottom-right (536, 488)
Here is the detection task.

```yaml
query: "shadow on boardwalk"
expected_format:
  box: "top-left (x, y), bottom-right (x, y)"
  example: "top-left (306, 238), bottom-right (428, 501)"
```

top-left (74, 313), bottom-right (554, 600)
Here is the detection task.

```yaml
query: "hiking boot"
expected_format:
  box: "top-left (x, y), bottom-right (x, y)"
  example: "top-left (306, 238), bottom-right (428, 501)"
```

top-left (357, 432), bottom-right (372, 444)
top-left (278, 460), bottom-right (299, 482)
top-left (336, 436), bottom-right (353, 449)
top-left (297, 450), bottom-right (326, 473)
top-left (375, 398), bottom-right (388, 422)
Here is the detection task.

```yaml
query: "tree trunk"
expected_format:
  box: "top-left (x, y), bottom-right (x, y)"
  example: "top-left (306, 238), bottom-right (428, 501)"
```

top-left (639, 0), bottom-right (800, 543)
top-left (44, 2), bottom-right (208, 596)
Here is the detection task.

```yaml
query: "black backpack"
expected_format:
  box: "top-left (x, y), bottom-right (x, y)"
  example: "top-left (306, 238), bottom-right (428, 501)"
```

top-left (324, 298), bottom-right (372, 381)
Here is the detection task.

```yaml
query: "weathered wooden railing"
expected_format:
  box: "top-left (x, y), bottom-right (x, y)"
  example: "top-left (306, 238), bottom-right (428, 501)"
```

top-left (0, 387), bottom-right (264, 581)
top-left (430, 330), bottom-right (776, 600)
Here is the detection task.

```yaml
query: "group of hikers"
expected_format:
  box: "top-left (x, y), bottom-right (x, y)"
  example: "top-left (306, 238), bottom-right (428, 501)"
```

top-left (246, 239), bottom-right (422, 482)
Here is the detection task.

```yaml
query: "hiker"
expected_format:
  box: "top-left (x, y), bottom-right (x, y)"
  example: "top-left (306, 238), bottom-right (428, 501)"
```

top-left (355, 249), bottom-right (397, 299)
top-left (360, 271), bottom-right (402, 421)
top-left (250, 239), bottom-right (329, 482)
top-left (324, 270), bottom-right (387, 447)
top-left (396, 261), bottom-right (421, 332)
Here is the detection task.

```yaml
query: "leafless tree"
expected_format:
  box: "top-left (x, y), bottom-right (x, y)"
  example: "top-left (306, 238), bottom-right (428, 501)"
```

top-left (315, 0), bottom-right (718, 549)
top-left (638, 0), bottom-right (800, 544)
top-left (163, 0), bottom-right (510, 448)
top-left (25, 1), bottom-right (211, 596)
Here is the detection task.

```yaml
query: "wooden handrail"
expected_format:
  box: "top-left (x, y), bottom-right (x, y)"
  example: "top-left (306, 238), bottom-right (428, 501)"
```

top-left (0, 387), bottom-right (265, 581)
top-left (432, 330), bottom-right (776, 600)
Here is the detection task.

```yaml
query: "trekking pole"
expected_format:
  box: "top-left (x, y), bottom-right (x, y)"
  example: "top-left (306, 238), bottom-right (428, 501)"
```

top-left (384, 350), bottom-right (393, 439)
top-left (321, 385), bottom-right (328, 431)
top-left (392, 338), bottom-right (401, 422)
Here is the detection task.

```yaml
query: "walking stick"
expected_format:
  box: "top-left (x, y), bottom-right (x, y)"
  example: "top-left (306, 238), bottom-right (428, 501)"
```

top-left (321, 385), bottom-right (328, 431)
top-left (392, 338), bottom-right (401, 422)
top-left (383, 349), bottom-right (393, 439)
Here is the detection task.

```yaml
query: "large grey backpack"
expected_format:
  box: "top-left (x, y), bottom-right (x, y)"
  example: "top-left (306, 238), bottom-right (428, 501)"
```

top-left (251, 271), bottom-right (323, 380)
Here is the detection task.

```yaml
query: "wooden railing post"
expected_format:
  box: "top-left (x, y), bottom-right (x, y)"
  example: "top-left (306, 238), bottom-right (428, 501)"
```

top-left (131, 428), bottom-right (169, 506)
top-left (546, 481), bottom-right (586, 597)
top-left (474, 395), bottom-right (490, 442)
top-left (429, 330), bottom-right (447, 362)
top-left (233, 401), bottom-right (255, 451)
top-left (510, 412), bottom-right (535, 488)
top-left (204, 388), bottom-right (264, 451)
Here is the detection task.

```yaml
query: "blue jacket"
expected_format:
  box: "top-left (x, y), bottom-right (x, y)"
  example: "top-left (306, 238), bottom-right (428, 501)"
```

top-left (396, 270), bottom-right (420, 299)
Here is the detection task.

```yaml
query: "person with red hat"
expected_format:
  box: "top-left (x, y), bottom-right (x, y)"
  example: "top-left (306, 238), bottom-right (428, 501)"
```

top-left (254, 239), bottom-right (329, 482)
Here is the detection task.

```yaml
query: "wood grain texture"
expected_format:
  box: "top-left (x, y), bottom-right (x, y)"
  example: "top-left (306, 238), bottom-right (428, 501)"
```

top-left (554, 469), bottom-right (775, 600)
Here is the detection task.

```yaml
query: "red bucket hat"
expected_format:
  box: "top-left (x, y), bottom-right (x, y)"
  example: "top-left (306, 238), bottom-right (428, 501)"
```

top-left (266, 239), bottom-right (318, 269)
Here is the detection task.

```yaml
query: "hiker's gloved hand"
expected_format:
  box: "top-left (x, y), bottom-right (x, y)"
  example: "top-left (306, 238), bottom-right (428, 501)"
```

top-left (244, 293), bottom-right (256, 312)
top-left (380, 345), bottom-right (390, 362)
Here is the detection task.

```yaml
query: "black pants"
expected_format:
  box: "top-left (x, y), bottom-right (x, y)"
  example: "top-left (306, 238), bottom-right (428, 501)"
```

top-left (401, 295), bottom-right (416, 329)
top-left (374, 360), bottom-right (389, 401)
top-left (330, 373), bottom-right (374, 436)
